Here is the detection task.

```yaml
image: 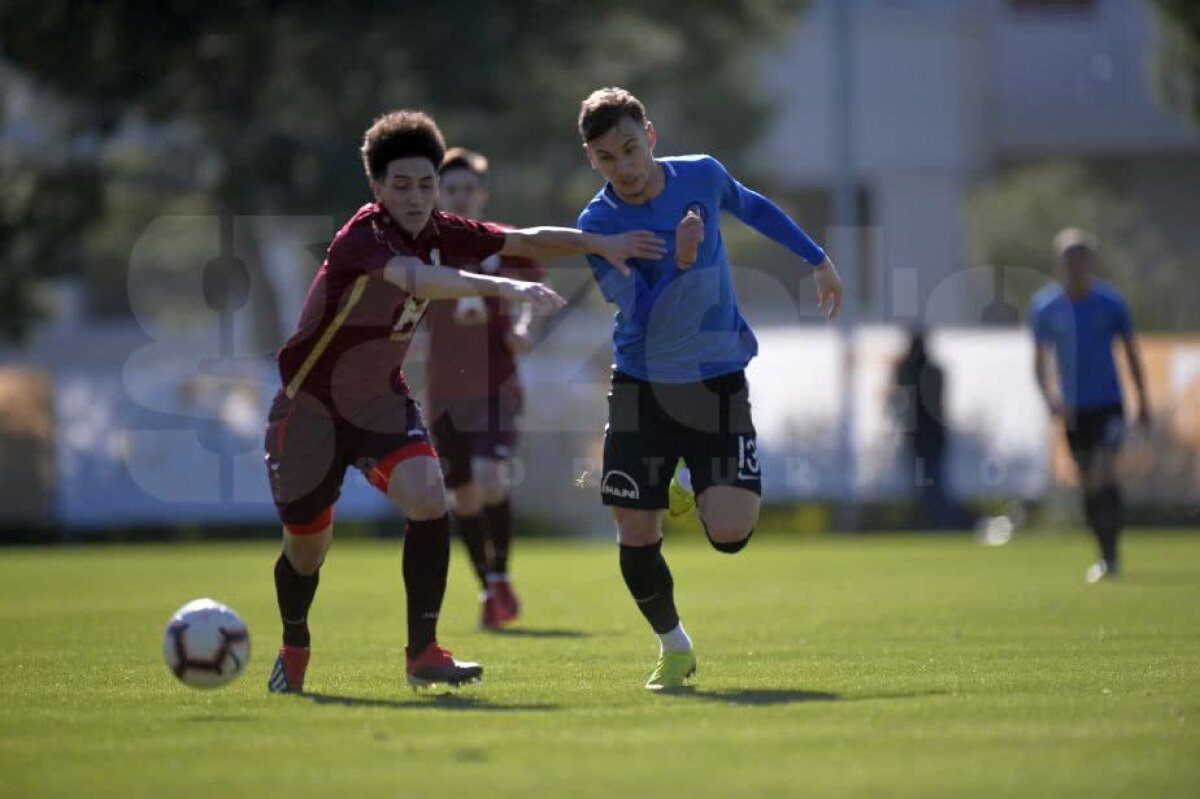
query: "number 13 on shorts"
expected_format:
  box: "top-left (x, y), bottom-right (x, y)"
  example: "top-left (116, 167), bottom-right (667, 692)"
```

top-left (737, 435), bottom-right (760, 481)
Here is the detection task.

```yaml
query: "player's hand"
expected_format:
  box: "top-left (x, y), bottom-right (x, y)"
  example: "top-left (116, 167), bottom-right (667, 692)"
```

top-left (500, 280), bottom-right (566, 314)
top-left (814, 257), bottom-right (843, 320)
top-left (675, 209), bottom-right (704, 270)
top-left (505, 325), bottom-right (533, 355)
top-left (599, 230), bottom-right (667, 276)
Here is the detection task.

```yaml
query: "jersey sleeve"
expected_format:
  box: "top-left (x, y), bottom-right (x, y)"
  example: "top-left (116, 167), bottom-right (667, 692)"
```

top-left (438, 213), bottom-right (508, 262)
top-left (1029, 298), bottom-right (1052, 344)
top-left (1112, 294), bottom-right (1133, 337)
top-left (711, 156), bottom-right (826, 266)
top-left (326, 224), bottom-right (396, 274)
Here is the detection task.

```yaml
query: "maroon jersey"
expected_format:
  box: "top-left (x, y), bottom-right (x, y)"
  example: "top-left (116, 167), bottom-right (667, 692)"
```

top-left (425, 230), bottom-right (545, 402)
top-left (276, 203), bottom-right (506, 414)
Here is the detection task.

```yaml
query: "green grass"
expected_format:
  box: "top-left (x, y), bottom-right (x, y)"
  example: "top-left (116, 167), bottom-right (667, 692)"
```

top-left (1, 530), bottom-right (1198, 799)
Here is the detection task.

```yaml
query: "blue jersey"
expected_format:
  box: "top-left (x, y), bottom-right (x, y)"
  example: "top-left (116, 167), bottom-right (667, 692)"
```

top-left (577, 155), bottom-right (825, 383)
top-left (1029, 281), bottom-right (1132, 411)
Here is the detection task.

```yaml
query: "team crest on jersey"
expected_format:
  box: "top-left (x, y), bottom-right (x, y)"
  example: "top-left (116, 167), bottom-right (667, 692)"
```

top-left (685, 201), bottom-right (708, 222)
top-left (390, 296), bottom-right (429, 341)
top-left (601, 470), bottom-right (640, 500)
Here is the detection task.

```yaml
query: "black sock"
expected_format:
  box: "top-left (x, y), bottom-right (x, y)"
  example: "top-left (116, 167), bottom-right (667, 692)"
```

top-left (619, 540), bottom-right (680, 635)
top-left (456, 513), bottom-right (490, 589)
top-left (274, 553), bottom-right (319, 648)
top-left (403, 514), bottom-right (451, 657)
top-left (1082, 490), bottom-right (1100, 533)
top-left (484, 499), bottom-right (513, 576)
top-left (1094, 485), bottom-right (1123, 567)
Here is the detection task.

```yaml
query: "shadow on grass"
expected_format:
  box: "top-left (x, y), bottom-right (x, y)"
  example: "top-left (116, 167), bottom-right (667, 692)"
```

top-left (655, 688), bottom-right (839, 705)
top-left (657, 688), bottom-right (947, 706)
top-left (1117, 571), bottom-right (1200, 587)
top-left (484, 627), bottom-right (590, 639)
top-left (297, 692), bottom-right (558, 712)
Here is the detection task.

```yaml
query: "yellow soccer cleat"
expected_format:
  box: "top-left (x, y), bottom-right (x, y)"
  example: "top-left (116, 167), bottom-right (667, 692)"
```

top-left (667, 461), bottom-right (696, 518)
top-left (645, 649), bottom-right (697, 691)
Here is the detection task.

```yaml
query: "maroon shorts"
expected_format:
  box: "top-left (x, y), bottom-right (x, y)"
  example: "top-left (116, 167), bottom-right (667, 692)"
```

top-left (427, 389), bottom-right (521, 489)
top-left (263, 388), bottom-right (436, 529)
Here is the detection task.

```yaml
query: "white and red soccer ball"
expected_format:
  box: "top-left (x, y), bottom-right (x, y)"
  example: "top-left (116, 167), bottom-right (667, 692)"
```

top-left (162, 598), bottom-right (251, 688)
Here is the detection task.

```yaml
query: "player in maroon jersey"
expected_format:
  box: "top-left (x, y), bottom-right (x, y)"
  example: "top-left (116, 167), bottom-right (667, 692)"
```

top-left (265, 110), bottom-right (665, 692)
top-left (426, 148), bottom-right (540, 629)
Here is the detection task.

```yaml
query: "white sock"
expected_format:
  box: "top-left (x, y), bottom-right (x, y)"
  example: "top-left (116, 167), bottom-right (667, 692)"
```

top-left (657, 622), bottom-right (692, 653)
top-left (675, 465), bottom-right (693, 493)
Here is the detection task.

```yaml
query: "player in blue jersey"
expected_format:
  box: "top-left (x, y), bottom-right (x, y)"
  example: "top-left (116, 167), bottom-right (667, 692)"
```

top-left (575, 87), bottom-right (844, 689)
top-left (1030, 228), bottom-right (1150, 583)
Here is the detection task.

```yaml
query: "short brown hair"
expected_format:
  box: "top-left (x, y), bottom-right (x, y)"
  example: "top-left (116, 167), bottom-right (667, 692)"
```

top-left (361, 109), bottom-right (446, 181)
top-left (578, 87), bottom-right (646, 142)
top-left (440, 147), bottom-right (489, 179)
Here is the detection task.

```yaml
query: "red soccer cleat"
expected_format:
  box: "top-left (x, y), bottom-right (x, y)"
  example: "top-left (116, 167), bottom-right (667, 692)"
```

top-left (480, 592), bottom-right (505, 630)
top-left (405, 642), bottom-right (483, 688)
top-left (490, 578), bottom-right (520, 625)
top-left (267, 645), bottom-right (310, 694)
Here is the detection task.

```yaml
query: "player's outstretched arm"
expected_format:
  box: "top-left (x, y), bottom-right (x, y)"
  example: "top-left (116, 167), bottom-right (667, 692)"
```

top-left (382, 256), bottom-right (566, 314)
top-left (713, 157), bottom-right (840, 318)
top-left (500, 228), bottom-right (666, 275)
top-left (1032, 343), bottom-right (1063, 417)
top-left (813, 257), bottom-right (843, 321)
top-left (1120, 331), bottom-right (1151, 427)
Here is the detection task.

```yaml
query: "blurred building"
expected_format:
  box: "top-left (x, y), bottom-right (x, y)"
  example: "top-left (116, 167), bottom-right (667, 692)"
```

top-left (757, 0), bottom-right (1200, 324)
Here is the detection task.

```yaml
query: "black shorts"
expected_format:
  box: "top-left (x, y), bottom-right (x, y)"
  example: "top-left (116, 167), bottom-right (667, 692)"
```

top-left (428, 390), bottom-right (522, 489)
top-left (1065, 404), bottom-right (1125, 470)
top-left (263, 389), bottom-right (434, 527)
top-left (601, 369), bottom-right (761, 510)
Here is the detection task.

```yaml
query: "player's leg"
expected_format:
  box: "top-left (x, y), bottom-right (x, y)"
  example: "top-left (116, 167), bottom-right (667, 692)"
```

top-left (604, 373), bottom-right (695, 689)
top-left (695, 485), bottom-right (761, 552)
top-left (474, 454), bottom-right (519, 624)
top-left (476, 386), bottom-right (524, 623)
top-left (263, 391), bottom-right (343, 694)
top-left (358, 394), bottom-right (482, 686)
top-left (682, 371), bottom-right (763, 554)
top-left (269, 519), bottom-right (330, 693)
top-left (432, 408), bottom-right (492, 594)
top-left (1073, 407), bottom-right (1126, 582)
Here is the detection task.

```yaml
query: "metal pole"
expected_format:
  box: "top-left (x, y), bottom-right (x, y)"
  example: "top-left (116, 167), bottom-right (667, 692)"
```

top-left (831, 0), bottom-right (859, 530)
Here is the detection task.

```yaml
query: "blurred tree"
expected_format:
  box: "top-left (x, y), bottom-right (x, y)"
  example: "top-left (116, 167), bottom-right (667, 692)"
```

top-left (1152, 0), bottom-right (1200, 125)
top-left (0, 0), bottom-right (805, 345)
top-left (966, 161), bottom-right (1190, 330)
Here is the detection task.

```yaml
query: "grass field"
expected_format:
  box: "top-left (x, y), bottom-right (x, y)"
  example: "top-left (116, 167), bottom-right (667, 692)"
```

top-left (1, 529), bottom-right (1198, 798)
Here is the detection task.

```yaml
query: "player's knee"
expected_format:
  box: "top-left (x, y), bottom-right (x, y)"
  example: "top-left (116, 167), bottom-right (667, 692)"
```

top-left (472, 459), bottom-right (509, 505)
top-left (478, 478), bottom-right (508, 506)
top-left (387, 458), bottom-right (449, 520)
top-left (705, 525), bottom-right (754, 554)
top-left (401, 487), bottom-right (448, 521)
top-left (451, 484), bottom-right (483, 517)
top-left (286, 548), bottom-right (325, 575)
top-left (283, 533), bottom-right (330, 576)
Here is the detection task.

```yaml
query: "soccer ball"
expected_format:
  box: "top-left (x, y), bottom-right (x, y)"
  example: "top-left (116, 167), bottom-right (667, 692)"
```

top-left (162, 598), bottom-right (251, 688)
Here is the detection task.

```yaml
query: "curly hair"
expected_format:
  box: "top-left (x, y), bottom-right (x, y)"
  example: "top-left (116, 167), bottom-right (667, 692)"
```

top-left (361, 109), bottom-right (446, 180)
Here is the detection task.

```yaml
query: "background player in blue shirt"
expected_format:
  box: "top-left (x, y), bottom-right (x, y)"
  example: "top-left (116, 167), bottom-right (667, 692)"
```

top-left (576, 87), bottom-right (844, 689)
top-left (1030, 228), bottom-right (1150, 583)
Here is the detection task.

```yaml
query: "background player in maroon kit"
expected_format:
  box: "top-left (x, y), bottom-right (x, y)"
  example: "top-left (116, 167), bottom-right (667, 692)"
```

top-left (426, 148), bottom-right (540, 629)
top-left (265, 110), bottom-right (665, 692)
